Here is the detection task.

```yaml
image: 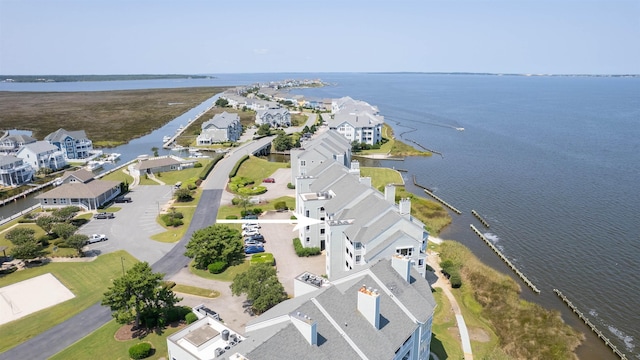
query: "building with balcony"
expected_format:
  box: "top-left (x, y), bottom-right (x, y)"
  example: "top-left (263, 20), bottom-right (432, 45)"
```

top-left (196, 112), bottom-right (242, 145)
top-left (45, 128), bottom-right (94, 160)
top-left (16, 141), bottom-right (67, 172)
top-left (0, 155), bottom-right (34, 187)
top-left (35, 168), bottom-right (120, 210)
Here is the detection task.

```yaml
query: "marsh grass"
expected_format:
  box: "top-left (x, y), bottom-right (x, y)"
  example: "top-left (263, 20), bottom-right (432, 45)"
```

top-left (0, 87), bottom-right (228, 146)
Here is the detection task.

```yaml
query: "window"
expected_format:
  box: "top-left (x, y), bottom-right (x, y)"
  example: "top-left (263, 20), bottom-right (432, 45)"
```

top-left (306, 237), bottom-right (310, 242)
top-left (300, 160), bottom-right (306, 166)
top-left (396, 247), bottom-right (413, 257)
top-left (320, 229), bottom-right (325, 234)
top-left (354, 242), bottom-right (362, 250)
top-left (418, 259), bottom-right (424, 266)
top-left (355, 255), bottom-right (361, 263)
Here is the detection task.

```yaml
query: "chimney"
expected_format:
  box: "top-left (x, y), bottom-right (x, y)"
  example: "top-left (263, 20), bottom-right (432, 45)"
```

top-left (290, 311), bottom-right (318, 346)
top-left (392, 254), bottom-right (412, 283)
top-left (359, 176), bottom-right (372, 187)
top-left (398, 198), bottom-right (411, 218)
top-left (349, 160), bottom-right (360, 176)
top-left (384, 184), bottom-right (396, 204)
top-left (357, 285), bottom-right (380, 329)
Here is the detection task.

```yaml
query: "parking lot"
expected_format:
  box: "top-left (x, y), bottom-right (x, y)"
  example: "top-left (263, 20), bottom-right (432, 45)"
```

top-left (79, 185), bottom-right (177, 264)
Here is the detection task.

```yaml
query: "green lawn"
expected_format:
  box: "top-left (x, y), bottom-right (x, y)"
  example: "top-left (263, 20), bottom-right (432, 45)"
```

top-left (173, 284), bottom-right (221, 298)
top-left (0, 251), bottom-right (139, 353)
top-left (360, 166), bottom-right (404, 190)
top-left (155, 159), bottom-right (212, 187)
top-left (234, 156), bottom-right (288, 184)
top-left (216, 196), bottom-right (295, 220)
top-left (189, 260), bottom-right (251, 282)
top-left (100, 169), bottom-right (134, 185)
top-left (49, 319), bottom-right (183, 360)
top-left (151, 205), bottom-right (197, 243)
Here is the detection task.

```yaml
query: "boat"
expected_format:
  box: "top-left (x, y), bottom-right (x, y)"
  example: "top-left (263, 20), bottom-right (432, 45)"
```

top-left (456, 127), bottom-right (465, 131)
top-left (163, 136), bottom-right (171, 143)
top-left (104, 153), bottom-right (121, 162)
top-left (171, 145), bottom-right (186, 151)
top-left (85, 160), bottom-right (104, 171)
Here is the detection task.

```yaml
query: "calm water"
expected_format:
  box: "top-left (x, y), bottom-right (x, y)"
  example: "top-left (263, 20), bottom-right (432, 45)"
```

top-left (2, 74), bottom-right (638, 358)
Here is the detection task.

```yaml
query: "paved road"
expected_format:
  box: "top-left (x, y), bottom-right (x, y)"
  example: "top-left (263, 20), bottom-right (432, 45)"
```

top-left (0, 137), bottom-right (274, 360)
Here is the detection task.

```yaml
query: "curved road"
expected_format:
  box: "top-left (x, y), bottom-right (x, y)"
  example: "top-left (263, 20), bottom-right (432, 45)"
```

top-left (0, 136), bottom-right (273, 360)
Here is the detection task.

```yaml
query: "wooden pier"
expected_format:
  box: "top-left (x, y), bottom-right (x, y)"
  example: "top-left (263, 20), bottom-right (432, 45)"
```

top-left (471, 209), bottom-right (490, 228)
top-left (162, 103), bottom-right (215, 149)
top-left (470, 224), bottom-right (540, 294)
top-left (423, 188), bottom-right (461, 215)
top-left (554, 289), bottom-right (628, 359)
top-left (412, 175), bottom-right (432, 192)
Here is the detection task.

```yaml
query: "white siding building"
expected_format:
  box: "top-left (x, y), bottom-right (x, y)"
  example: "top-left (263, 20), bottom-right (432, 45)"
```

top-left (16, 141), bottom-right (67, 172)
top-left (197, 112), bottom-right (243, 145)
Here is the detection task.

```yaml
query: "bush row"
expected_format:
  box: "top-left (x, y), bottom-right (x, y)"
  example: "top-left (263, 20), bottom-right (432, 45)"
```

top-left (229, 155), bottom-right (250, 178)
top-left (440, 259), bottom-right (462, 288)
top-left (292, 237), bottom-right (321, 257)
top-left (199, 154), bottom-right (224, 180)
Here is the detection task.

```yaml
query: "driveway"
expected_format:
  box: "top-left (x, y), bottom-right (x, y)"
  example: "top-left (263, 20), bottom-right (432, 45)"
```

top-left (78, 185), bottom-right (176, 264)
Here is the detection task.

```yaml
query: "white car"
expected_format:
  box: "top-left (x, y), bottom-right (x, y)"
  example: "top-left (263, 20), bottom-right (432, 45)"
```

top-left (242, 223), bottom-right (260, 230)
top-left (87, 234), bottom-right (108, 244)
top-left (241, 228), bottom-right (260, 237)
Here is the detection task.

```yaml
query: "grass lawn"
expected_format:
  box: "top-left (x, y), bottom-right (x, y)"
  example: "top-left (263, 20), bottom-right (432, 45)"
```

top-left (189, 260), bottom-right (251, 282)
top-left (100, 169), bottom-right (134, 185)
top-left (360, 166), bottom-right (404, 190)
top-left (173, 284), bottom-right (221, 298)
top-left (0, 222), bottom-right (78, 258)
top-left (155, 159), bottom-right (212, 187)
top-left (0, 250), bottom-right (139, 353)
top-left (356, 124), bottom-right (430, 157)
top-left (49, 319), bottom-right (183, 360)
top-left (151, 206), bottom-right (197, 243)
top-left (234, 156), bottom-right (288, 185)
top-left (431, 288), bottom-right (464, 360)
top-left (216, 196), bottom-right (295, 220)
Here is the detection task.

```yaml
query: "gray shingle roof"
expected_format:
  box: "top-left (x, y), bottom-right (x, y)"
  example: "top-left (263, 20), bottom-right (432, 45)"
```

top-left (45, 128), bottom-right (88, 142)
top-left (0, 155), bottom-right (22, 166)
top-left (61, 168), bottom-right (95, 183)
top-left (134, 157), bottom-right (181, 171)
top-left (35, 179), bottom-right (120, 199)
top-left (19, 141), bottom-right (58, 154)
top-left (202, 111), bottom-right (240, 130)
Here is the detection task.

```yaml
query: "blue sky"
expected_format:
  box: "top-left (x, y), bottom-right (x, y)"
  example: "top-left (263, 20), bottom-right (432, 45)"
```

top-left (1, 0), bottom-right (638, 75)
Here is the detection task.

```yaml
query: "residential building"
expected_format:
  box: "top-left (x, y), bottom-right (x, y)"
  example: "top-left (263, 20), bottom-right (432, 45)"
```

top-left (331, 96), bottom-right (380, 115)
top-left (45, 128), bottom-right (94, 160)
top-left (328, 111), bottom-right (384, 145)
top-left (255, 107), bottom-right (291, 128)
top-left (0, 155), bottom-right (34, 187)
top-left (168, 257), bottom-right (436, 360)
top-left (16, 141), bottom-right (67, 172)
top-left (289, 130), bottom-right (352, 184)
top-left (35, 168), bottom-right (120, 210)
top-left (196, 112), bottom-right (242, 145)
top-left (0, 134), bottom-right (36, 155)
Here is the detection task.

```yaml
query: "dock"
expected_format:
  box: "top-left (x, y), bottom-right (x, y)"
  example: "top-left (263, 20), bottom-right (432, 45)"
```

top-left (471, 209), bottom-right (490, 228)
top-left (423, 188), bottom-right (461, 215)
top-left (162, 102), bottom-right (215, 149)
top-left (554, 289), bottom-right (628, 359)
top-left (469, 224), bottom-right (540, 294)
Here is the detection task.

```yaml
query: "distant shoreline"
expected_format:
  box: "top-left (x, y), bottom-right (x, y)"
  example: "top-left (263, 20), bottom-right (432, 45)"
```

top-left (0, 74), bottom-right (214, 83)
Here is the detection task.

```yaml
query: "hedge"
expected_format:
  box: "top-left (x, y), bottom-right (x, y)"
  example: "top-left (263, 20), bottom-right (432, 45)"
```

top-left (208, 261), bottom-right (227, 274)
top-left (229, 155), bottom-right (250, 178)
top-left (292, 237), bottom-right (321, 257)
top-left (128, 342), bottom-right (152, 359)
top-left (199, 154), bottom-right (223, 180)
top-left (185, 312), bottom-right (198, 324)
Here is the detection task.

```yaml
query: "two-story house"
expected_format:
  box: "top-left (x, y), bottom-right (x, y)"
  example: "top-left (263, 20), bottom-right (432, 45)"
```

top-left (196, 112), bottom-right (242, 145)
top-left (289, 130), bottom-right (352, 184)
top-left (0, 155), bottom-right (34, 187)
top-left (16, 141), bottom-right (67, 172)
top-left (0, 134), bottom-right (36, 155)
top-left (45, 128), bottom-right (94, 160)
top-left (255, 107), bottom-right (291, 128)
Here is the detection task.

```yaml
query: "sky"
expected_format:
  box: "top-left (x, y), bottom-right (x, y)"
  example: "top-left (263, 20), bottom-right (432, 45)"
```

top-left (1, 0), bottom-right (638, 75)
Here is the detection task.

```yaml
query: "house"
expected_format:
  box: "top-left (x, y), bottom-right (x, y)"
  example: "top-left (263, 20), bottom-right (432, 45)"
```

top-left (331, 96), bottom-right (380, 115)
top-left (45, 128), bottom-right (94, 160)
top-left (255, 107), bottom-right (291, 128)
top-left (128, 156), bottom-right (195, 177)
top-left (35, 168), bottom-right (120, 210)
top-left (196, 112), bottom-right (242, 145)
top-left (16, 141), bottom-right (67, 172)
top-left (295, 160), bottom-right (428, 280)
top-left (328, 111), bottom-right (384, 145)
top-left (167, 257), bottom-right (436, 360)
top-left (289, 130), bottom-right (352, 184)
top-left (0, 134), bottom-right (36, 155)
top-left (0, 155), bottom-right (34, 187)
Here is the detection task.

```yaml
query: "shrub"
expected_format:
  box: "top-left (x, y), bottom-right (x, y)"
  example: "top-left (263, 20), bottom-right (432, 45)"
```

top-left (450, 272), bottom-right (462, 288)
top-left (208, 261), bottom-right (227, 274)
top-left (292, 238), bottom-right (321, 257)
top-left (199, 154), bottom-right (223, 180)
top-left (229, 155), bottom-right (250, 178)
top-left (187, 183), bottom-right (197, 190)
top-left (273, 201), bottom-right (287, 211)
top-left (231, 197), bottom-right (240, 205)
top-left (128, 342), bottom-right (152, 359)
top-left (194, 162), bottom-right (203, 168)
top-left (287, 182), bottom-right (295, 189)
top-left (37, 235), bottom-right (51, 247)
top-left (185, 312), bottom-right (198, 324)
top-left (226, 215), bottom-right (238, 219)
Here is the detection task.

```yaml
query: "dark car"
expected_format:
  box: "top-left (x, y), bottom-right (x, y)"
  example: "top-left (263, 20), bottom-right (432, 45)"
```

top-left (245, 234), bottom-right (265, 243)
top-left (94, 212), bottom-right (115, 219)
top-left (263, 178), bottom-right (275, 183)
top-left (114, 196), bottom-right (132, 203)
top-left (242, 214), bottom-right (258, 220)
top-left (244, 245), bottom-right (265, 254)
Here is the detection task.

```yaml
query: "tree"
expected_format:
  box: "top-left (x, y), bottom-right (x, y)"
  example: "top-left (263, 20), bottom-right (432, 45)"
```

top-left (52, 206), bottom-right (80, 222)
top-left (102, 262), bottom-right (181, 328)
top-left (273, 133), bottom-right (294, 151)
top-left (52, 223), bottom-right (78, 240)
top-left (151, 147), bottom-right (159, 157)
top-left (231, 263), bottom-right (287, 313)
top-left (215, 98), bottom-right (229, 107)
top-left (36, 215), bottom-right (57, 234)
top-left (184, 225), bottom-right (244, 269)
top-left (66, 234), bottom-right (89, 256)
top-left (174, 188), bottom-right (193, 202)
top-left (256, 124), bottom-right (271, 136)
top-left (4, 227), bottom-right (36, 245)
top-left (11, 239), bottom-right (46, 260)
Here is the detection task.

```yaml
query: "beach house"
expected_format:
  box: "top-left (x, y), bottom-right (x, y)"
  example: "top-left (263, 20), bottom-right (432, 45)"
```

top-left (44, 128), bottom-right (94, 160)
top-left (0, 155), bottom-right (34, 187)
top-left (255, 107), bottom-right (291, 128)
top-left (0, 134), bottom-right (36, 155)
top-left (16, 141), bottom-right (67, 172)
top-left (196, 112), bottom-right (242, 145)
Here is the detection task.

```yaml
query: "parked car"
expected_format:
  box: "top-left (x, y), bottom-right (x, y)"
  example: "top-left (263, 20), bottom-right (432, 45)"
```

top-left (114, 196), bottom-right (132, 203)
top-left (242, 214), bottom-right (258, 220)
top-left (242, 228), bottom-right (260, 237)
top-left (87, 234), bottom-right (108, 244)
top-left (263, 178), bottom-right (275, 183)
top-left (242, 222), bottom-right (260, 229)
top-left (244, 245), bottom-right (265, 254)
top-left (245, 234), bottom-right (265, 243)
top-left (244, 239), bottom-right (262, 246)
top-left (94, 212), bottom-right (115, 219)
